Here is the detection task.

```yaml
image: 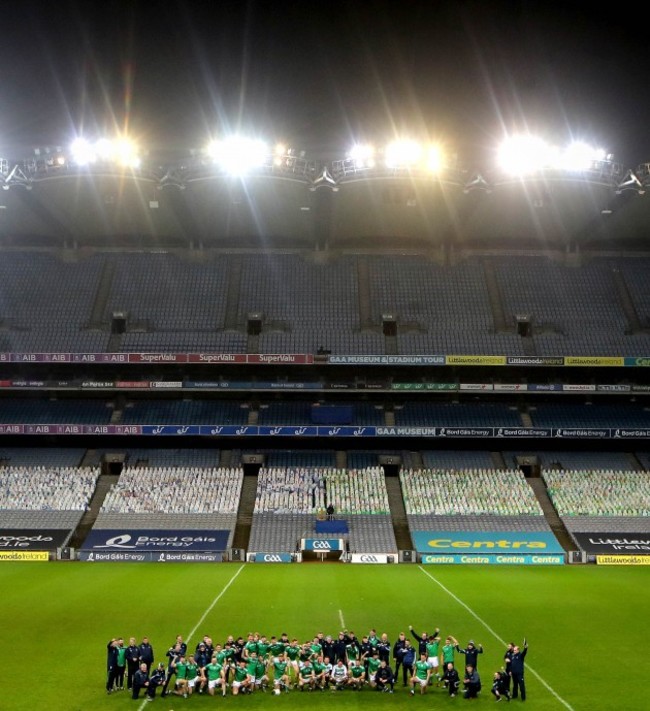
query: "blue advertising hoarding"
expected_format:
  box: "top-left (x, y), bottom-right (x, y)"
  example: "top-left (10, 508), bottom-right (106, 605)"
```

top-left (81, 529), bottom-right (230, 552)
top-left (301, 538), bottom-right (344, 551)
top-left (254, 553), bottom-right (293, 563)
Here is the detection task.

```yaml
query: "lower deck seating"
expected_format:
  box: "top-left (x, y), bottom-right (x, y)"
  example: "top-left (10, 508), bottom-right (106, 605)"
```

top-left (248, 513), bottom-right (397, 554)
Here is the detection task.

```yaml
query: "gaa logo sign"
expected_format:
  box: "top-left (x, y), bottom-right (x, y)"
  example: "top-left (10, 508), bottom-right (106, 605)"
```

top-left (263, 554), bottom-right (283, 562)
top-left (360, 554), bottom-right (378, 562)
top-left (313, 540), bottom-right (332, 550)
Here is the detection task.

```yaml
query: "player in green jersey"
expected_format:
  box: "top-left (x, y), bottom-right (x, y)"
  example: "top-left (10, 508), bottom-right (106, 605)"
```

top-left (245, 653), bottom-right (260, 693)
top-left (285, 639), bottom-right (301, 679)
top-left (273, 653), bottom-right (291, 693)
top-left (243, 634), bottom-right (258, 660)
top-left (426, 634), bottom-right (441, 679)
top-left (232, 660), bottom-right (251, 696)
top-left (171, 655), bottom-right (189, 698)
top-left (347, 660), bottom-right (366, 690)
top-left (367, 651), bottom-right (382, 688)
top-left (185, 655), bottom-right (200, 697)
top-left (442, 636), bottom-right (457, 669)
top-left (255, 657), bottom-right (269, 692)
top-left (409, 653), bottom-right (432, 696)
top-left (205, 657), bottom-right (226, 697)
top-left (256, 635), bottom-right (271, 661)
top-left (346, 639), bottom-right (360, 664)
top-left (297, 660), bottom-right (315, 690)
top-left (312, 656), bottom-right (328, 689)
top-left (269, 636), bottom-right (285, 661)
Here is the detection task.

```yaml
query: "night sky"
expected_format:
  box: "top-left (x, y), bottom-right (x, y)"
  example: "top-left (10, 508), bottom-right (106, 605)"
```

top-left (0, 0), bottom-right (648, 168)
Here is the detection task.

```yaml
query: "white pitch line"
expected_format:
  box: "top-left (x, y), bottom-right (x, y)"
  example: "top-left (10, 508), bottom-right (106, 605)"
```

top-left (138, 563), bottom-right (245, 710)
top-left (417, 565), bottom-right (574, 711)
top-left (338, 608), bottom-right (346, 630)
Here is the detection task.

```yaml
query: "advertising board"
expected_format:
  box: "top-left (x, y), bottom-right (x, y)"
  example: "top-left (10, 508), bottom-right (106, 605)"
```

top-left (412, 531), bottom-right (564, 555)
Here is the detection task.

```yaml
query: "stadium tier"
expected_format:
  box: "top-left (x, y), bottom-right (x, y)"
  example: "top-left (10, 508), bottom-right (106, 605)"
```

top-left (1, 250), bottom-right (650, 355)
top-left (249, 467), bottom-right (397, 554)
top-left (0, 465), bottom-right (100, 547)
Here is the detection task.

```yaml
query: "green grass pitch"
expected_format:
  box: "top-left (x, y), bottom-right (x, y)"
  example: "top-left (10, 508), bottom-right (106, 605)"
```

top-left (2, 562), bottom-right (647, 710)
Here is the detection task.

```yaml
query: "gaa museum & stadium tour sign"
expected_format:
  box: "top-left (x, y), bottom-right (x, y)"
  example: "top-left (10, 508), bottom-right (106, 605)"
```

top-left (413, 531), bottom-right (565, 565)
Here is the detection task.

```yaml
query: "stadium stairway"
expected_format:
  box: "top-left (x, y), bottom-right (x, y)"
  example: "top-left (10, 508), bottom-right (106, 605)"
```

top-left (482, 259), bottom-right (508, 333)
top-left (612, 268), bottom-right (643, 334)
top-left (526, 478), bottom-right (574, 552)
top-left (490, 451), bottom-right (507, 469)
top-left (231, 474), bottom-right (258, 551)
top-left (384, 476), bottom-right (413, 550)
top-left (69, 473), bottom-right (120, 549)
top-left (86, 260), bottom-right (115, 328)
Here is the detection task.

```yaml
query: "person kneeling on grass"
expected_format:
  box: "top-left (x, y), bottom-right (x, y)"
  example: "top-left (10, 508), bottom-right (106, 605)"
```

top-left (132, 663), bottom-right (152, 701)
top-left (410, 652), bottom-right (432, 695)
top-left (442, 662), bottom-right (460, 697)
top-left (463, 664), bottom-right (481, 699)
top-left (147, 663), bottom-right (166, 700)
top-left (375, 660), bottom-right (395, 693)
top-left (205, 656), bottom-right (227, 697)
top-left (491, 670), bottom-right (511, 702)
top-left (171, 654), bottom-right (189, 698)
top-left (232, 659), bottom-right (251, 695)
top-left (330, 659), bottom-right (348, 690)
top-left (273, 653), bottom-right (291, 693)
top-left (298, 659), bottom-right (316, 690)
top-left (185, 654), bottom-right (201, 697)
top-left (347, 660), bottom-right (366, 690)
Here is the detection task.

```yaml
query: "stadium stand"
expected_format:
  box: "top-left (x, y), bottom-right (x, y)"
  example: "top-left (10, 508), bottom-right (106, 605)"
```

top-left (542, 469), bottom-right (650, 544)
top-left (248, 467), bottom-right (397, 553)
top-left (120, 400), bottom-right (251, 425)
top-left (401, 468), bottom-right (551, 536)
top-left (0, 398), bottom-right (112, 424)
top-left (94, 466), bottom-right (244, 547)
top-left (0, 466), bottom-right (100, 541)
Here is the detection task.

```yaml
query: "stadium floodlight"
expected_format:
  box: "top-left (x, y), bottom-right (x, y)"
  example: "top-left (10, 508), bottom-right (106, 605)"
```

top-left (348, 143), bottom-right (375, 168)
top-left (70, 137), bottom-right (96, 166)
top-left (498, 135), bottom-right (550, 175)
top-left (207, 135), bottom-right (269, 175)
top-left (385, 139), bottom-right (422, 169)
top-left (70, 136), bottom-right (141, 168)
top-left (426, 145), bottom-right (443, 173)
top-left (113, 138), bottom-right (141, 168)
top-left (557, 142), bottom-right (606, 172)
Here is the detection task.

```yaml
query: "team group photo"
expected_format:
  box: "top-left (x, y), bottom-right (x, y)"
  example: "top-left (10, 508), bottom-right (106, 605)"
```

top-left (107, 626), bottom-right (528, 703)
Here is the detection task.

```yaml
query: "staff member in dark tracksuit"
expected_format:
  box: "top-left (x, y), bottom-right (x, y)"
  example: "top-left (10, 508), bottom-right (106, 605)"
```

top-left (139, 637), bottom-right (154, 672)
top-left (132, 663), bottom-right (151, 700)
top-left (106, 639), bottom-right (119, 694)
top-left (392, 632), bottom-right (407, 682)
top-left (398, 640), bottom-right (415, 686)
top-left (510, 640), bottom-right (528, 701)
top-left (126, 637), bottom-right (140, 690)
top-left (456, 640), bottom-right (484, 669)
